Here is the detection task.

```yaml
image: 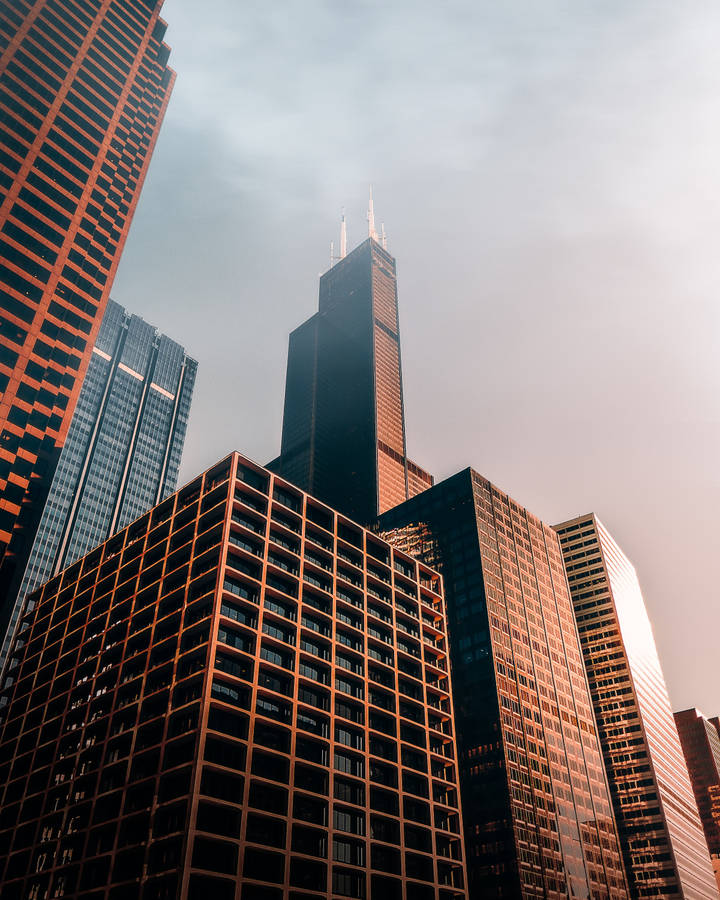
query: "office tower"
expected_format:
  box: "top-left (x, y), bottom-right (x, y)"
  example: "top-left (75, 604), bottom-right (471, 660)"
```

top-left (378, 470), bottom-right (629, 900)
top-left (674, 709), bottom-right (720, 892)
top-left (556, 515), bottom-right (718, 899)
top-left (0, 451), bottom-right (467, 900)
top-left (270, 220), bottom-right (433, 525)
top-left (0, 1), bottom-right (175, 636)
top-left (0, 299), bottom-right (196, 668)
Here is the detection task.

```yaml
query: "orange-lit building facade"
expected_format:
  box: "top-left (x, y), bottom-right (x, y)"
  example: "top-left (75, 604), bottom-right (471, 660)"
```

top-left (378, 470), bottom-right (629, 900)
top-left (270, 237), bottom-right (432, 525)
top-left (0, 0), bottom-right (175, 635)
top-left (556, 515), bottom-right (719, 899)
top-left (0, 452), bottom-right (467, 900)
top-left (674, 708), bottom-right (720, 892)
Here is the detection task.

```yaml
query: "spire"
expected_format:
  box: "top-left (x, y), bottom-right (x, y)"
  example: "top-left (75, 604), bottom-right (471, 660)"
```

top-left (367, 185), bottom-right (378, 242)
top-left (330, 240), bottom-right (334, 269)
top-left (380, 223), bottom-right (387, 250)
top-left (340, 208), bottom-right (347, 259)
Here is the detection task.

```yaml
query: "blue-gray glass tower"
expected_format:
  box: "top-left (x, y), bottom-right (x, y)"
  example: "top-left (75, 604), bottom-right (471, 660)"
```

top-left (1, 299), bottom-right (196, 663)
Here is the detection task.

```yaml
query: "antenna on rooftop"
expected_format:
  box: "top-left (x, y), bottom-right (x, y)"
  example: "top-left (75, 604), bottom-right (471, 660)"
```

top-left (340, 209), bottom-right (347, 259)
top-left (367, 185), bottom-right (378, 242)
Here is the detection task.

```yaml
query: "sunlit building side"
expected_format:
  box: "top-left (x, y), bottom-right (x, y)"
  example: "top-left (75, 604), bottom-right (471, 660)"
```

top-left (674, 708), bottom-right (720, 893)
top-left (556, 514), bottom-right (718, 899)
top-left (0, 0), bottom-right (175, 642)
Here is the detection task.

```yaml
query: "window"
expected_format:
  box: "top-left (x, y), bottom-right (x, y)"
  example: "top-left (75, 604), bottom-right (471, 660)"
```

top-left (333, 838), bottom-right (365, 866)
top-left (332, 868), bottom-right (365, 898)
top-left (334, 752), bottom-right (364, 778)
top-left (333, 808), bottom-right (365, 836)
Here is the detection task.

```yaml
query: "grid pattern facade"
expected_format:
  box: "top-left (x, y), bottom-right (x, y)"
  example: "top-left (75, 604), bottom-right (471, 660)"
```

top-left (0, 452), bottom-right (467, 900)
top-left (0, 0), bottom-right (174, 636)
top-left (556, 515), bottom-right (718, 899)
top-left (1, 298), bottom-right (196, 670)
top-left (378, 470), bottom-right (629, 900)
top-left (271, 238), bottom-right (432, 525)
top-left (674, 709), bottom-right (720, 893)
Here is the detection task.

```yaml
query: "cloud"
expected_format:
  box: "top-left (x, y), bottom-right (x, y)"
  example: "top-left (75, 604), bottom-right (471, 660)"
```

top-left (113, 0), bottom-right (720, 713)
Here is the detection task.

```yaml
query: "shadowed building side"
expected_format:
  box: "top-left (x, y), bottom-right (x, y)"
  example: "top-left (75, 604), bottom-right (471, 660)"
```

top-left (0, 451), bottom-right (467, 900)
top-left (0, 299), bottom-right (196, 671)
top-left (271, 232), bottom-right (432, 525)
top-left (378, 470), bottom-right (630, 900)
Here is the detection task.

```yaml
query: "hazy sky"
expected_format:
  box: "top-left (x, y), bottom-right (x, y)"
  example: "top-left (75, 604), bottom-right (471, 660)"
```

top-left (114, 0), bottom-right (720, 714)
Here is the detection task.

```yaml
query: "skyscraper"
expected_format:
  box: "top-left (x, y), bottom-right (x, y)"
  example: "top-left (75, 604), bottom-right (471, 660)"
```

top-left (0, 451), bottom-right (467, 900)
top-left (378, 470), bottom-right (629, 899)
top-left (1, 299), bottom-right (196, 668)
top-left (270, 217), bottom-right (432, 525)
top-left (0, 1), bottom-right (175, 635)
top-left (674, 708), bottom-right (720, 892)
top-left (556, 514), bottom-right (718, 899)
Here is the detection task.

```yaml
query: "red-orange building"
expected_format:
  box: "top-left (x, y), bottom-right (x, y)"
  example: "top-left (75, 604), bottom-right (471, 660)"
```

top-left (0, 452), bottom-right (467, 900)
top-left (0, 1), bottom-right (174, 633)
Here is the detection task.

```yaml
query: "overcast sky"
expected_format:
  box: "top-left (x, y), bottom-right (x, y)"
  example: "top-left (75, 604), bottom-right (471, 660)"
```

top-left (113, 0), bottom-right (720, 714)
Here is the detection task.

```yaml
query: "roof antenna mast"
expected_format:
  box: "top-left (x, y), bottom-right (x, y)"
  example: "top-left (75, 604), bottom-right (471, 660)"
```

top-left (340, 208), bottom-right (347, 259)
top-left (367, 185), bottom-right (378, 242)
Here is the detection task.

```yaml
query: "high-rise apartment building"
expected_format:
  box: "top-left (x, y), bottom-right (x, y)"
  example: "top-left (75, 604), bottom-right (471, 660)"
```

top-left (270, 231), bottom-right (432, 525)
top-left (0, 0), bottom-right (175, 635)
top-left (0, 299), bottom-right (196, 668)
top-left (0, 451), bottom-right (467, 900)
top-left (674, 708), bottom-right (720, 892)
top-left (556, 515), bottom-right (718, 899)
top-left (378, 470), bottom-right (629, 899)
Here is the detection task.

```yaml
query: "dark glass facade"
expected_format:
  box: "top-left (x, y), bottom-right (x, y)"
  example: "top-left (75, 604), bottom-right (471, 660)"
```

top-left (674, 709), bottom-right (720, 892)
top-left (1, 299), bottom-right (196, 669)
top-left (556, 515), bottom-right (718, 899)
top-left (270, 237), bottom-right (432, 525)
top-left (378, 470), bottom-right (629, 899)
top-left (0, 0), bottom-right (174, 639)
top-left (0, 452), bottom-right (467, 900)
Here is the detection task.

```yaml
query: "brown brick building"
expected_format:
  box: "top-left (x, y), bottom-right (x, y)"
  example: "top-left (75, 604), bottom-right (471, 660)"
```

top-left (0, 452), bottom-right (467, 900)
top-left (0, 0), bottom-right (174, 632)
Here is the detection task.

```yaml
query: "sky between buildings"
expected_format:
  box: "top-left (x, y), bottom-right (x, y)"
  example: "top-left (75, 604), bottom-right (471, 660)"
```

top-left (112, 0), bottom-right (720, 715)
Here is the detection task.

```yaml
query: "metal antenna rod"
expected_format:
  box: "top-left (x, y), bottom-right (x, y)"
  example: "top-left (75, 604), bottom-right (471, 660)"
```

top-left (367, 185), bottom-right (378, 241)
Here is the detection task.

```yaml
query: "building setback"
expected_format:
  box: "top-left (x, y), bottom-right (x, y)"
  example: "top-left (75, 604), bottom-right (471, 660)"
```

top-left (0, 0), bottom-right (174, 635)
top-left (378, 470), bottom-right (629, 899)
top-left (1, 298), bottom-right (196, 668)
top-left (0, 451), bottom-right (467, 900)
top-left (556, 514), bottom-right (718, 899)
top-left (674, 708), bottom-right (720, 893)
top-left (269, 234), bottom-right (432, 525)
